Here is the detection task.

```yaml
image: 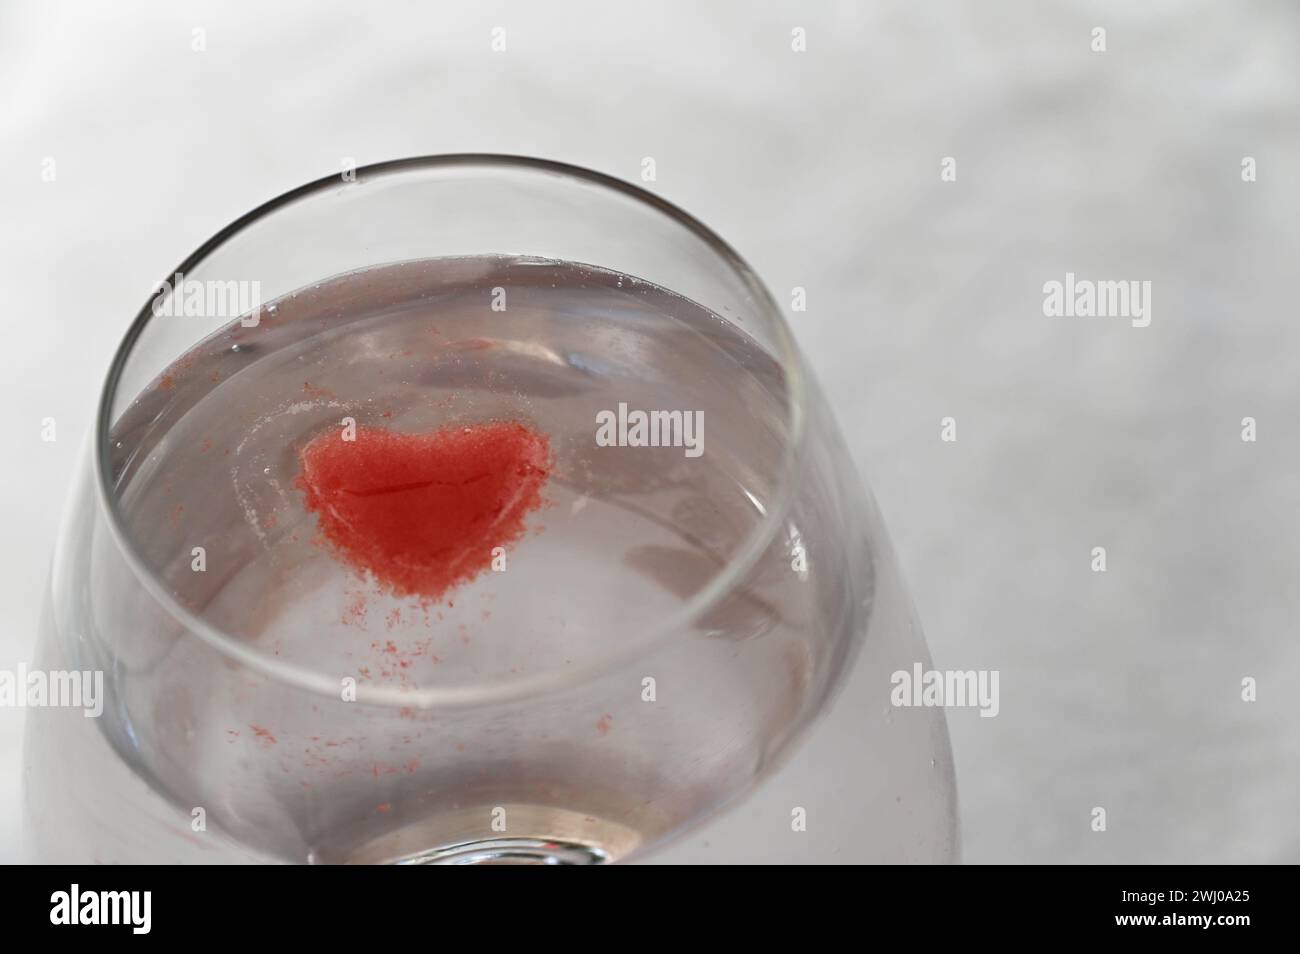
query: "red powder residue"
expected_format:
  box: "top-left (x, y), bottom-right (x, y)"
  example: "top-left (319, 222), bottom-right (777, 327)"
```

top-left (156, 350), bottom-right (198, 392)
top-left (296, 422), bottom-right (550, 601)
top-left (596, 714), bottom-right (613, 736)
top-left (341, 589), bottom-right (368, 627)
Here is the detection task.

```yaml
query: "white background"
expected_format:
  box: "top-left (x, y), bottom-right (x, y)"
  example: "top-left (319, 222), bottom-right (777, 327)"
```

top-left (2, 0), bottom-right (1298, 863)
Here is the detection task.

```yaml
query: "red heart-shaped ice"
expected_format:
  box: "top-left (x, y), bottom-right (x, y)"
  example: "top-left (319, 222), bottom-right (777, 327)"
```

top-left (296, 421), bottom-right (551, 600)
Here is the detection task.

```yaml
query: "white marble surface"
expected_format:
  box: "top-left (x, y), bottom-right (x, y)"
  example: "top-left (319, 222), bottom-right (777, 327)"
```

top-left (1, 0), bottom-right (1297, 863)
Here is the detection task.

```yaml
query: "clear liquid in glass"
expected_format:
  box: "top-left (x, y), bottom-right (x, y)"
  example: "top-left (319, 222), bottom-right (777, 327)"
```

top-left (29, 256), bottom-right (847, 864)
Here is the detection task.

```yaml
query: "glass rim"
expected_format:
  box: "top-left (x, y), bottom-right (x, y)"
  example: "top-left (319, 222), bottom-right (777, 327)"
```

top-left (94, 153), bottom-right (809, 708)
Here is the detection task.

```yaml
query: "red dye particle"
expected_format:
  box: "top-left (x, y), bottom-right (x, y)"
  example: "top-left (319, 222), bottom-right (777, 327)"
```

top-left (296, 422), bottom-right (550, 600)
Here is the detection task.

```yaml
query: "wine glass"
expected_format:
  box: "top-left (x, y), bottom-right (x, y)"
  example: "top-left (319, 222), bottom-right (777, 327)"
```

top-left (23, 155), bottom-right (957, 864)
